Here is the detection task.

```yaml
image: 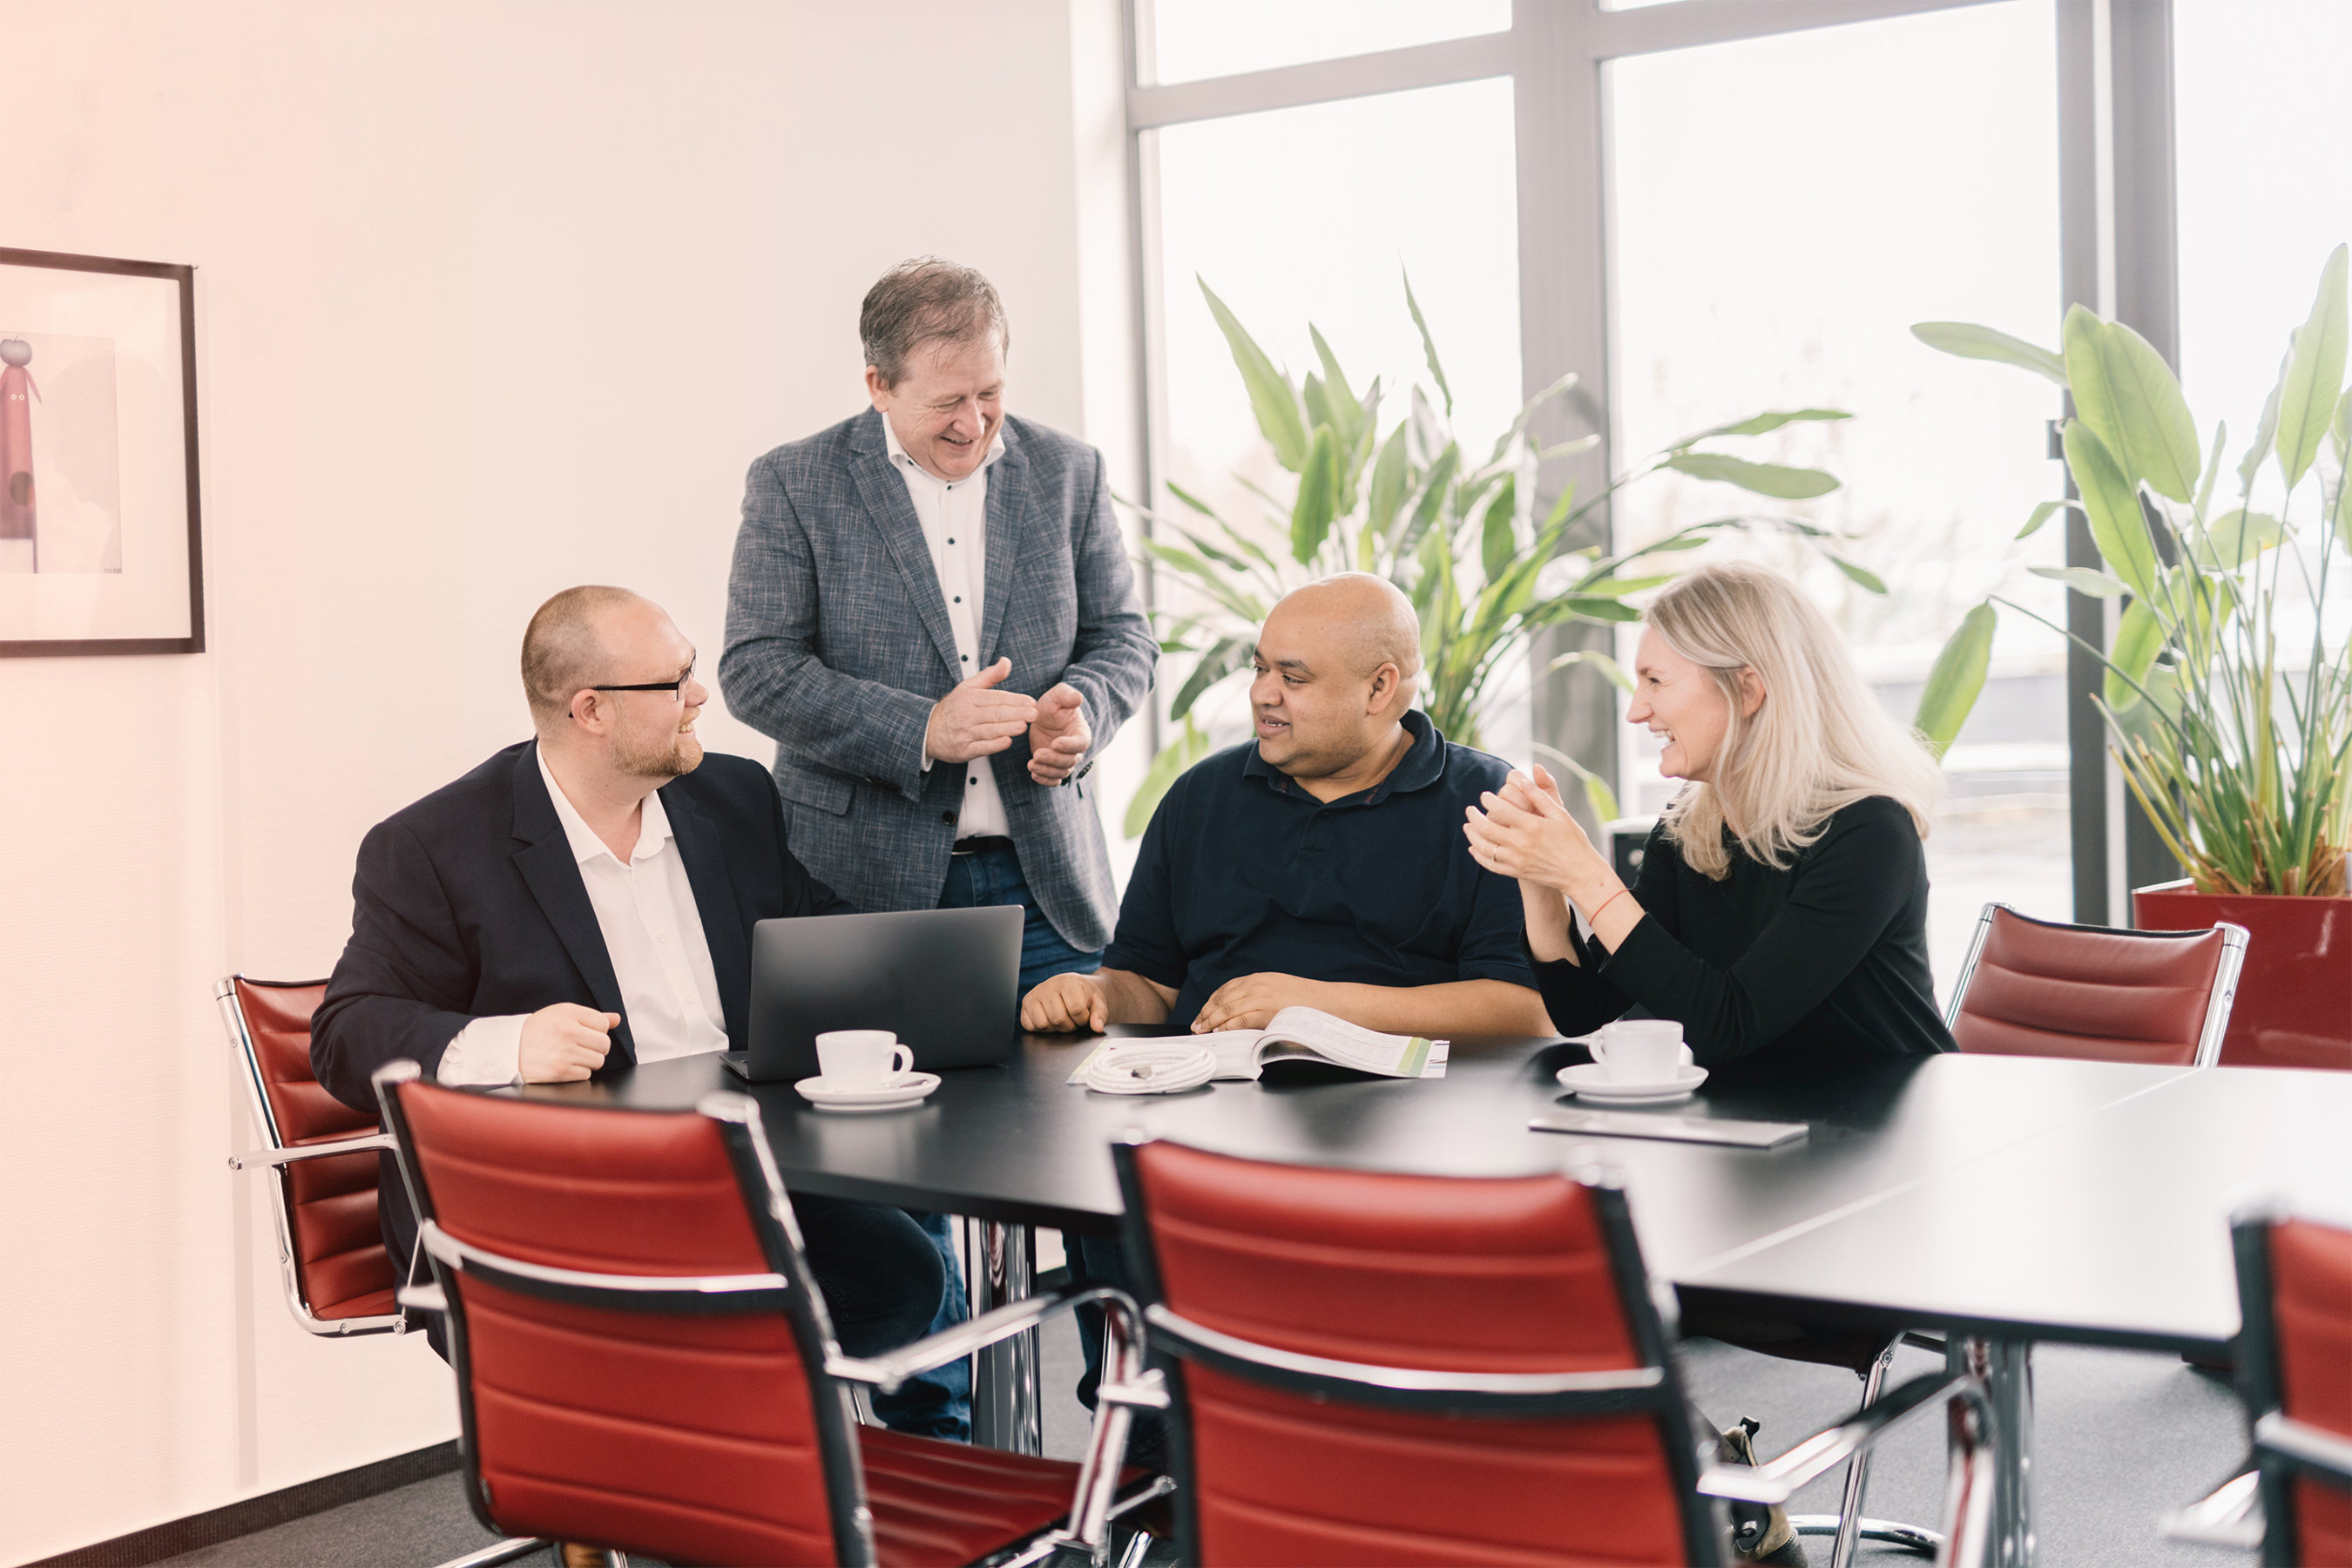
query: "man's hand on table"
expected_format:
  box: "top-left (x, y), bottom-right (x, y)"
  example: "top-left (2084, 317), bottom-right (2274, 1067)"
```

top-left (1023, 971), bottom-right (1110, 1033)
top-left (1026, 683), bottom-right (1091, 785)
top-left (926, 657), bottom-right (1039, 764)
top-left (1191, 973), bottom-right (1330, 1033)
top-left (519, 1003), bottom-right (618, 1082)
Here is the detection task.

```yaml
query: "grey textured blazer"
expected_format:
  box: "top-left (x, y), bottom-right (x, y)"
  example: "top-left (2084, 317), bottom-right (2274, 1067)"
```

top-left (720, 409), bottom-right (1157, 951)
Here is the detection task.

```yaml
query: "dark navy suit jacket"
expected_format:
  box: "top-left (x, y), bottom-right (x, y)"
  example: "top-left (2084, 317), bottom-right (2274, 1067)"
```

top-left (312, 740), bottom-right (851, 1271)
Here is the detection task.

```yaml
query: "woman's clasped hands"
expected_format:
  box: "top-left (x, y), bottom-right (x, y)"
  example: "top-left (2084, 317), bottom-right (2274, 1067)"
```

top-left (1462, 763), bottom-right (1610, 901)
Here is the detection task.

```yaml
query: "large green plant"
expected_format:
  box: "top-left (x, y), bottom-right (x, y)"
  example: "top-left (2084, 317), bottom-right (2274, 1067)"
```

top-left (1124, 273), bottom-right (1882, 835)
top-left (1912, 244), bottom-right (2352, 897)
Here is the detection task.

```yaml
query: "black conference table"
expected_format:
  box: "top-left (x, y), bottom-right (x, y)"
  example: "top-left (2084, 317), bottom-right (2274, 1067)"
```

top-left (519, 1031), bottom-right (2343, 1568)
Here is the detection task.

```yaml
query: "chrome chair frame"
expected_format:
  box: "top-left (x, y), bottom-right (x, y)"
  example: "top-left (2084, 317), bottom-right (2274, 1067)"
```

top-left (378, 1063), bottom-right (1167, 1568)
top-left (1108, 1134), bottom-right (1997, 1568)
top-left (1943, 902), bottom-right (2251, 1067)
top-left (215, 975), bottom-right (409, 1338)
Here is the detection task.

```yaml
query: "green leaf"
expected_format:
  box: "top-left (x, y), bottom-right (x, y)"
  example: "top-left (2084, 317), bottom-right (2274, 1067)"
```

top-left (1479, 474), bottom-right (1517, 583)
top-left (1402, 265), bottom-right (1453, 418)
top-left (2192, 508), bottom-right (2284, 567)
top-left (1916, 601), bottom-right (1997, 757)
top-left (2240, 352), bottom-right (2285, 493)
top-left (1200, 279), bottom-right (1308, 470)
top-left (1580, 772), bottom-right (1622, 825)
top-left (1545, 649), bottom-right (1636, 692)
top-left (1693, 408), bottom-right (1853, 441)
top-left (1662, 452), bottom-right (1841, 498)
top-left (1123, 717), bottom-right (1214, 839)
top-left (1301, 374), bottom-right (1335, 444)
top-left (1911, 321), bottom-right (2069, 386)
top-left (1827, 554), bottom-right (1888, 593)
top-left (2333, 388), bottom-right (2352, 466)
top-left (2064, 307), bottom-right (2199, 498)
top-left (1168, 635), bottom-right (1249, 720)
top-left (2085, 317), bottom-right (2203, 501)
top-left (1554, 596), bottom-right (1644, 623)
top-left (2017, 499), bottom-right (2074, 539)
top-left (1570, 574), bottom-right (1676, 597)
top-left (1365, 422), bottom-right (1410, 542)
top-left (2193, 420), bottom-right (2227, 519)
top-left (1142, 537), bottom-right (1264, 622)
top-left (2275, 242), bottom-right (2349, 491)
top-left (2104, 598), bottom-right (2165, 711)
top-left (2061, 421), bottom-right (2159, 600)
top-left (1289, 424), bottom-right (1342, 564)
top-left (2027, 565), bottom-right (2129, 598)
top-left (1399, 443), bottom-right (1459, 558)
top-left (1308, 324), bottom-right (1363, 448)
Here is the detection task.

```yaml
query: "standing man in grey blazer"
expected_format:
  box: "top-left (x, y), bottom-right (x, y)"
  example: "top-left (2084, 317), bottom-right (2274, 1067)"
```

top-left (721, 254), bottom-right (1155, 988)
top-left (721, 257), bottom-right (1158, 1439)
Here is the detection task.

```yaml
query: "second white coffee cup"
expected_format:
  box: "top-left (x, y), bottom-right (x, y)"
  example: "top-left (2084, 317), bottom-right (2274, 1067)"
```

top-left (1591, 1019), bottom-right (1689, 1084)
top-left (815, 1030), bottom-right (915, 1089)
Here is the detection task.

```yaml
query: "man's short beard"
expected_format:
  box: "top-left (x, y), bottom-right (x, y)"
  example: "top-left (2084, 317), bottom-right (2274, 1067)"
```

top-left (615, 726), bottom-right (703, 782)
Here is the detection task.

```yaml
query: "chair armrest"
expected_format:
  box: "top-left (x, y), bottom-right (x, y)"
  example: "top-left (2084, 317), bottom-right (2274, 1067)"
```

top-left (1698, 1370), bottom-right (1976, 1506)
top-left (2258, 1411), bottom-right (2352, 1487)
top-left (228, 1132), bottom-right (395, 1171)
top-left (2159, 1470), bottom-right (2263, 1550)
top-left (826, 1283), bottom-right (1140, 1395)
top-left (398, 1282), bottom-right (449, 1315)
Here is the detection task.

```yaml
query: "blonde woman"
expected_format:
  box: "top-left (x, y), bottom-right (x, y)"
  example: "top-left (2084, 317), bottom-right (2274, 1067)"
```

top-left (1463, 561), bottom-right (1953, 1073)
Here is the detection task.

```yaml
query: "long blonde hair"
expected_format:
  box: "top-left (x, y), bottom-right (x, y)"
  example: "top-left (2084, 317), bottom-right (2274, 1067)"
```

top-left (1647, 562), bottom-right (1943, 879)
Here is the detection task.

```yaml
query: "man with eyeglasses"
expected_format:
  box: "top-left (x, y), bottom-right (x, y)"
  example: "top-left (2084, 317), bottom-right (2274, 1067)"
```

top-left (311, 585), bottom-right (955, 1436)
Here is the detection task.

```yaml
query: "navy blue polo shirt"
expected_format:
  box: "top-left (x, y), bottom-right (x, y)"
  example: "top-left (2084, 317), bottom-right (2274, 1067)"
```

top-left (1102, 710), bottom-right (1538, 1031)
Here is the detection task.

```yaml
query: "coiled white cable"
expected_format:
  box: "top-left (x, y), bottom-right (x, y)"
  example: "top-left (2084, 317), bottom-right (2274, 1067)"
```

top-left (1078, 1041), bottom-right (1218, 1094)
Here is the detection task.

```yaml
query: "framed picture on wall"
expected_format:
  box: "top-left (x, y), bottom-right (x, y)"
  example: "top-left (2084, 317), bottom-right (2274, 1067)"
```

top-left (0, 247), bottom-right (203, 656)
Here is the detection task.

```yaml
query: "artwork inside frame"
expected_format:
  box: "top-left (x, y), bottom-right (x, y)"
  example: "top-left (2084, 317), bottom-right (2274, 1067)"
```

top-left (0, 246), bottom-right (203, 656)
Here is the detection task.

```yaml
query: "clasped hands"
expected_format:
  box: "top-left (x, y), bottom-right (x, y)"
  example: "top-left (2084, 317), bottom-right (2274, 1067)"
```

top-left (925, 655), bottom-right (1090, 785)
top-left (1461, 763), bottom-right (1617, 909)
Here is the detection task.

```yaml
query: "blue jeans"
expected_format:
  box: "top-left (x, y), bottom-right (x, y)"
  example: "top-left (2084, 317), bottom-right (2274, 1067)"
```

top-left (899, 841), bottom-right (1104, 1441)
top-left (936, 838), bottom-right (1106, 992)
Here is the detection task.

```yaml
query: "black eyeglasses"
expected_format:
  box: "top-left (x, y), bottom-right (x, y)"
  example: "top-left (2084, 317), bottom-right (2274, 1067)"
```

top-left (590, 664), bottom-right (695, 701)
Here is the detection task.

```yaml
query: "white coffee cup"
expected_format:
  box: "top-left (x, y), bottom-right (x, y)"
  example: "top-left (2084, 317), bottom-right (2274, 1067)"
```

top-left (815, 1030), bottom-right (915, 1090)
top-left (1591, 1019), bottom-right (1689, 1084)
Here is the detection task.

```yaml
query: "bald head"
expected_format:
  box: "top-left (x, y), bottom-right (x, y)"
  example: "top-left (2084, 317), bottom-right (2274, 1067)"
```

top-left (1267, 573), bottom-right (1423, 690)
top-left (522, 585), bottom-right (645, 727)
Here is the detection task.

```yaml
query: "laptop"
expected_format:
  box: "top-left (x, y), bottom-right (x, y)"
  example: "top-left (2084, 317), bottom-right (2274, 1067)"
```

top-left (723, 905), bottom-right (1024, 1084)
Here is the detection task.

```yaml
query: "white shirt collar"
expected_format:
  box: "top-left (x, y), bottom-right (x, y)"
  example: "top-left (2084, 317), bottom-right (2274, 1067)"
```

top-left (880, 409), bottom-right (1006, 485)
top-left (536, 744), bottom-right (672, 868)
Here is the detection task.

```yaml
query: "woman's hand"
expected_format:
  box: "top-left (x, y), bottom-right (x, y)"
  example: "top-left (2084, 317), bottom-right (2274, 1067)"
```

top-left (1463, 765), bottom-right (1613, 906)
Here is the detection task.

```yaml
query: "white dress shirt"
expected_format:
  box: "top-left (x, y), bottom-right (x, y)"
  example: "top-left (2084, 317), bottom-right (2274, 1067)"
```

top-left (882, 414), bottom-right (1014, 842)
top-left (437, 747), bottom-right (731, 1085)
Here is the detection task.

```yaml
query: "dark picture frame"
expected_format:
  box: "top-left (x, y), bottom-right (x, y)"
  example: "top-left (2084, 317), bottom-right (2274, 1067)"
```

top-left (0, 246), bottom-right (203, 657)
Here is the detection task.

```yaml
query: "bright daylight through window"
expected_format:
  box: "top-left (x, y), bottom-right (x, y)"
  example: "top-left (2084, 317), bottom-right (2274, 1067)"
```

top-left (1607, 1), bottom-right (2064, 999)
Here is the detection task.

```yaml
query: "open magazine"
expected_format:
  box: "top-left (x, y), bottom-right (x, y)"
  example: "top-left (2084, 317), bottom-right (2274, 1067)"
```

top-left (1067, 1005), bottom-right (1449, 1085)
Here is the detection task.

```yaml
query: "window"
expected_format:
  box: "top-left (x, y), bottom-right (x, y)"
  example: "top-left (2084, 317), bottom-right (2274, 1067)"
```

top-left (1608, 2), bottom-right (2066, 995)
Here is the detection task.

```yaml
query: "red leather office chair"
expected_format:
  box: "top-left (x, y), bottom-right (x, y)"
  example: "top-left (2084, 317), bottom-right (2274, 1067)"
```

top-left (2165, 1206), bottom-right (2352, 1565)
top-left (1103, 1136), bottom-right (1998, 1568)
top-left (1784, 908), bottom-right (2251, 1565)
top-left (215, 975), bottom-right (406, 1335)
top-left (375, 1063), bottom-right (1166, 1568)
top-left (1945, 903), bottom-right (2248, 1067)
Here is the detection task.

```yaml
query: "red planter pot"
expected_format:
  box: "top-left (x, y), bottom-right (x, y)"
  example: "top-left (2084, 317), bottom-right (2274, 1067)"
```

top-left (2134, 880), bottom-right (2352, 1071)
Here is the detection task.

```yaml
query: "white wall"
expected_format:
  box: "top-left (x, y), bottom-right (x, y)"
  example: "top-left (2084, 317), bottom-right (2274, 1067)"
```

top-left (0, 3), bottom-right (1135, 1560)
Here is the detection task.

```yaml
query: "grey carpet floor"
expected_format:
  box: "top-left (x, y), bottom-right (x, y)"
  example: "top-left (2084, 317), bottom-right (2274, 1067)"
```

top-left (160, 1316), bottom-right (2252, 1567)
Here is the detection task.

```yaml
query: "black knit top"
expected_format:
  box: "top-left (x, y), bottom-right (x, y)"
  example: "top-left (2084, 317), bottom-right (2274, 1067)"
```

top-left (1532, 795), bottom-right (1955, 1074)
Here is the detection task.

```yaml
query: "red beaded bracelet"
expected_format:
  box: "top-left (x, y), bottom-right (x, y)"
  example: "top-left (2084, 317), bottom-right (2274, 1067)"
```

top-left (1591, 887), bottom-right (1634, 924)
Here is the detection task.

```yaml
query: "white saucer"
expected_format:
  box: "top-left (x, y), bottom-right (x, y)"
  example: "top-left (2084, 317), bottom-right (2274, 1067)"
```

top-left (795, 1071), bottom-right (941, 1112)
top-left (1555, 1062), bottom-right (1707, 1104)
